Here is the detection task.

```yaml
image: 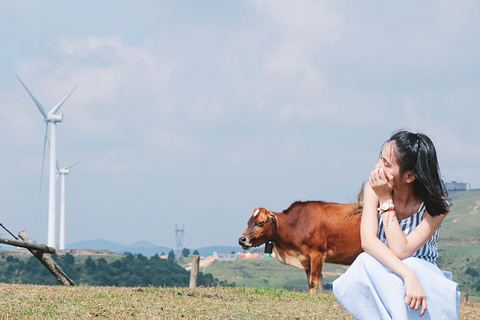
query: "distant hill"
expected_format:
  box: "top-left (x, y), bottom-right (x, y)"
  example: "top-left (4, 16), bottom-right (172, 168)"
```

top-left (66, 239), bottom-right (242, 257)
top-left (440, 189), bottom-right (480, 241)
top-left (67, 239), bottom-right (173, 256)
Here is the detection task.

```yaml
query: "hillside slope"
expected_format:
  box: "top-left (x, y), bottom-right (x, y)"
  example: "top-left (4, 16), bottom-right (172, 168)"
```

top-left (440, 189), bottom-right (480, 241)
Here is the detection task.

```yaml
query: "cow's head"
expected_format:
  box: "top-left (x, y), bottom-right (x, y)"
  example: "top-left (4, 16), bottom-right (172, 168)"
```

top-left (238, 207), bottom-right (277, 250)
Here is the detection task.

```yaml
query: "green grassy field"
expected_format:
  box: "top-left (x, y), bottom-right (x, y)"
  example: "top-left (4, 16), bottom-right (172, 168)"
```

top-left (204, 258), bottom-right (347, 293)
top-left (441, 189), bottom-right (480, 241)
top-left (0, 283), bottom-right (478, 319)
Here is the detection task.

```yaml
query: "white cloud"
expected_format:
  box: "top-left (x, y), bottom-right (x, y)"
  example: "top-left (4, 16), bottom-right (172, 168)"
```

top-left (254, 0), bottom-right (341, 83)
top-left (25, 34), bottom-right (177, 140)
top-left (253, 0), bottom-right (341, 44)
top-left (435, 0), bottom-right (480, 36)
top-left (0, 91), bottom-right (39, 145)
top-left (401, 93), bottom-right (480, 187)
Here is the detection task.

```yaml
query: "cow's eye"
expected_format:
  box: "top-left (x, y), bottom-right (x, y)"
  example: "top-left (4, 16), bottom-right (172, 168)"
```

top-left (255, 221), bottom-right (265, 227)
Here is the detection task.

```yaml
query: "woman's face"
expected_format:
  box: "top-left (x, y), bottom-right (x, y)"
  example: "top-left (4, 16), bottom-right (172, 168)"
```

top-left (375, 141), bottom-right (403, 187)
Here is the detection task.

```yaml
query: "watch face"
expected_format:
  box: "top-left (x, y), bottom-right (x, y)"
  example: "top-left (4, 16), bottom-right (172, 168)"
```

top-left (381, 203), bottom-right (389, 210)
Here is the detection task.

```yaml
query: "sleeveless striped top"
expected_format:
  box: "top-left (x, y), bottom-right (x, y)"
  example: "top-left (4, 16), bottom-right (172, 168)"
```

top-left (378, 202), bottom-right (440, 263)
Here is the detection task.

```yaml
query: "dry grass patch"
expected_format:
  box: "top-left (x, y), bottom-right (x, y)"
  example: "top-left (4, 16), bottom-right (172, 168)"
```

top-left (0, 283), bottom-right (478, 319)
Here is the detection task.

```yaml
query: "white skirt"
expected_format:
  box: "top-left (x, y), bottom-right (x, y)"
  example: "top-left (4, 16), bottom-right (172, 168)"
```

top-left (333, 252), bottom-right (460, 320)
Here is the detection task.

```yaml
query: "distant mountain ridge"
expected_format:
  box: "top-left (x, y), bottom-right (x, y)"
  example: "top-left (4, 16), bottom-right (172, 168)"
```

top-left (66, 239), bottom-right (241, 257)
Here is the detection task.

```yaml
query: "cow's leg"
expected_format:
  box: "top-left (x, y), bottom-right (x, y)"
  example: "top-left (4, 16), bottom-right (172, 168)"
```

top-left (303, 268), bottom-right (312, 292)
top-left (308, 254), bottom-right (324, 294)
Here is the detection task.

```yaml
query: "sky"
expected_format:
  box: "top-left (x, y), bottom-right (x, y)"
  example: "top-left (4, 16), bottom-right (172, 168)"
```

top-left (0, 0), bottom-right (479, 250)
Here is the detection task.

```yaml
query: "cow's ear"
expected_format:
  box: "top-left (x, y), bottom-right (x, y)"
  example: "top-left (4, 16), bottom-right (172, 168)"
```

top-left (268, 214), bottom-right (276, 223)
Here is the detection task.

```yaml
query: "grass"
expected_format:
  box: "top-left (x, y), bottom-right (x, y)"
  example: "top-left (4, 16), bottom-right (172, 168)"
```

top-left (437, 242), bottom-right (480, 301)
top-left (205, 258), bottom-right (347, 293)
top-left (441, 189), bottom-right (480, 241)
top-left (0, 284), bottom-right (351, 319)
top-left (206, 258), bottom-right (310, 292)
top-left (438, 242), bottom-right (480, 263)
top-left (0, 283), bottom-right (478, 319)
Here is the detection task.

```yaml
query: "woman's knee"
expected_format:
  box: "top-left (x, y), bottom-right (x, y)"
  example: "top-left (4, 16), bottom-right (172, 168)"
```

top-left (354, 252), bottom-right (377, 266)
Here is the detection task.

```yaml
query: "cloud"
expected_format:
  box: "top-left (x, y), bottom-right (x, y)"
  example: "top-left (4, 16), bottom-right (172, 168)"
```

top-left (14, 34), bottom-right (176, 140)
top-left (401, 93), bottom-right (480, 186)
top-left (0, 91), bottom-right (39, 146)
top-left (252, 0), bottom-right (342, 116)
top-left (434, 0), bottom-right (480, 36)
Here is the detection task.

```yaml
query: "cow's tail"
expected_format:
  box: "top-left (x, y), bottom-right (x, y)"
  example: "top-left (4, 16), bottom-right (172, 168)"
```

top-left (353, 183), bottom-right (364, 215)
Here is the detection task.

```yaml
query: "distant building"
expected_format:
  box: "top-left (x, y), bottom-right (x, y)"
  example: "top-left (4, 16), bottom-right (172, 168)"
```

top-left (445, 181), bottom-right (468, 191)
top-left (216, 254), bottom-right (237, 262)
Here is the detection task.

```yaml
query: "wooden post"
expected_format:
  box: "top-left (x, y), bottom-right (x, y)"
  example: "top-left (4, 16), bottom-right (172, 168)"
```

top-left (462, 292), bottom-right (469, 302)
top-left (189, 255), bottom-right (200, 288)
top-left (18, 231), bottom-right (76, 286)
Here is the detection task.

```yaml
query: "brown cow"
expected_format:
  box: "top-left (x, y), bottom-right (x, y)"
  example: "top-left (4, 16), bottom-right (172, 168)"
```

top-left (238, 200), bottom-right (363, 294)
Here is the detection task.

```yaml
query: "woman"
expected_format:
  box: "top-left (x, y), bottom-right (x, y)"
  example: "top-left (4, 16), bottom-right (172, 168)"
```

top-left (333, 131), bottom-right (460, 319)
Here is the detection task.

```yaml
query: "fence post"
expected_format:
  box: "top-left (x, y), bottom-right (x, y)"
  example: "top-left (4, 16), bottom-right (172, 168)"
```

top-left (18, 231), bottom-right (76, 286)
top-left (462, 292), bottom-right (469, 302)
top-left (189, 255), bottom-right (200, 288)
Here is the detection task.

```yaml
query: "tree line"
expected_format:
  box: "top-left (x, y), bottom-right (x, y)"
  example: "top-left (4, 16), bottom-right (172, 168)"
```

top-left (0, 252), bottom-right (231, 288)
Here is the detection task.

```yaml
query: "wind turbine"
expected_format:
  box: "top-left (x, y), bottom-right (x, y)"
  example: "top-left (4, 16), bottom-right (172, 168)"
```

top-left (16, 74), bottom-right (77, 248)
top-left (57, 161), bottom-right (79, 250)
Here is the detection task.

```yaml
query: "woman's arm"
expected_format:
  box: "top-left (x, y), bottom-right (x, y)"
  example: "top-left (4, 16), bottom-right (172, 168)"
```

top-left (360, 183), bottom-right (415, 273)
top-left (361, 182), bottom-right (427, 316)
top-left (383, 206), bottom-right (447, 260)
top-left (368, 168), bottom-right (449, 259)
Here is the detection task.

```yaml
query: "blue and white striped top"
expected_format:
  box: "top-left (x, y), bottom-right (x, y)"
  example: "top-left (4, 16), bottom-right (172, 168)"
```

top-left (378, 202), bottom-right (440, 263)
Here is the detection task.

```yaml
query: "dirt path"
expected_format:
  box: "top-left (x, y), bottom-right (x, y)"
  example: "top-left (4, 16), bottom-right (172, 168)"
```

top-left (199, 255), bottom-right (217, 268)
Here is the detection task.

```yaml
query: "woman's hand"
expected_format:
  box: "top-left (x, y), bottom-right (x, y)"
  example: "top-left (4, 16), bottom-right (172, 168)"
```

top-left (368, 168), bottom-right (394, 202)
top-left (403, 271), bottom-right (427, 317)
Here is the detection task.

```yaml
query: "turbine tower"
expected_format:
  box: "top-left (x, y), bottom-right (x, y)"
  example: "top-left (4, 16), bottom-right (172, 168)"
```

top-left (57, 161), bottom-right (79, 250)
top-left (16, 74), bottom-right (77, 248)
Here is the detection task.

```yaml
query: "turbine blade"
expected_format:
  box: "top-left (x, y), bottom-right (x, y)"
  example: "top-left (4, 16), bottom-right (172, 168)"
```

top-left (49, 85), bottom-right (78, 115)
top-left (65, 162), bottom-right (79, 170)
top-left (39, 123), bottom-right (49, 195)
top-left (15, 74), bottom-right (48, 118)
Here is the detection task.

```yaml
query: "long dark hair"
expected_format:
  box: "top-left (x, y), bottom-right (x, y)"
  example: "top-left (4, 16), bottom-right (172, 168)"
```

top-left (387, 130), bottom-right (448, 216)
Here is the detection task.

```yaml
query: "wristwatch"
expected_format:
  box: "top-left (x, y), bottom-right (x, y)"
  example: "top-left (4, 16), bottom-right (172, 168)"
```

top-left (377, 202), bottom-right (394, 212)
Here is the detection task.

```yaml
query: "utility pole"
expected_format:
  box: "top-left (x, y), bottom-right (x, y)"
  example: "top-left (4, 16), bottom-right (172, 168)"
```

top-left (175, 224), bottom-right (185, 255)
